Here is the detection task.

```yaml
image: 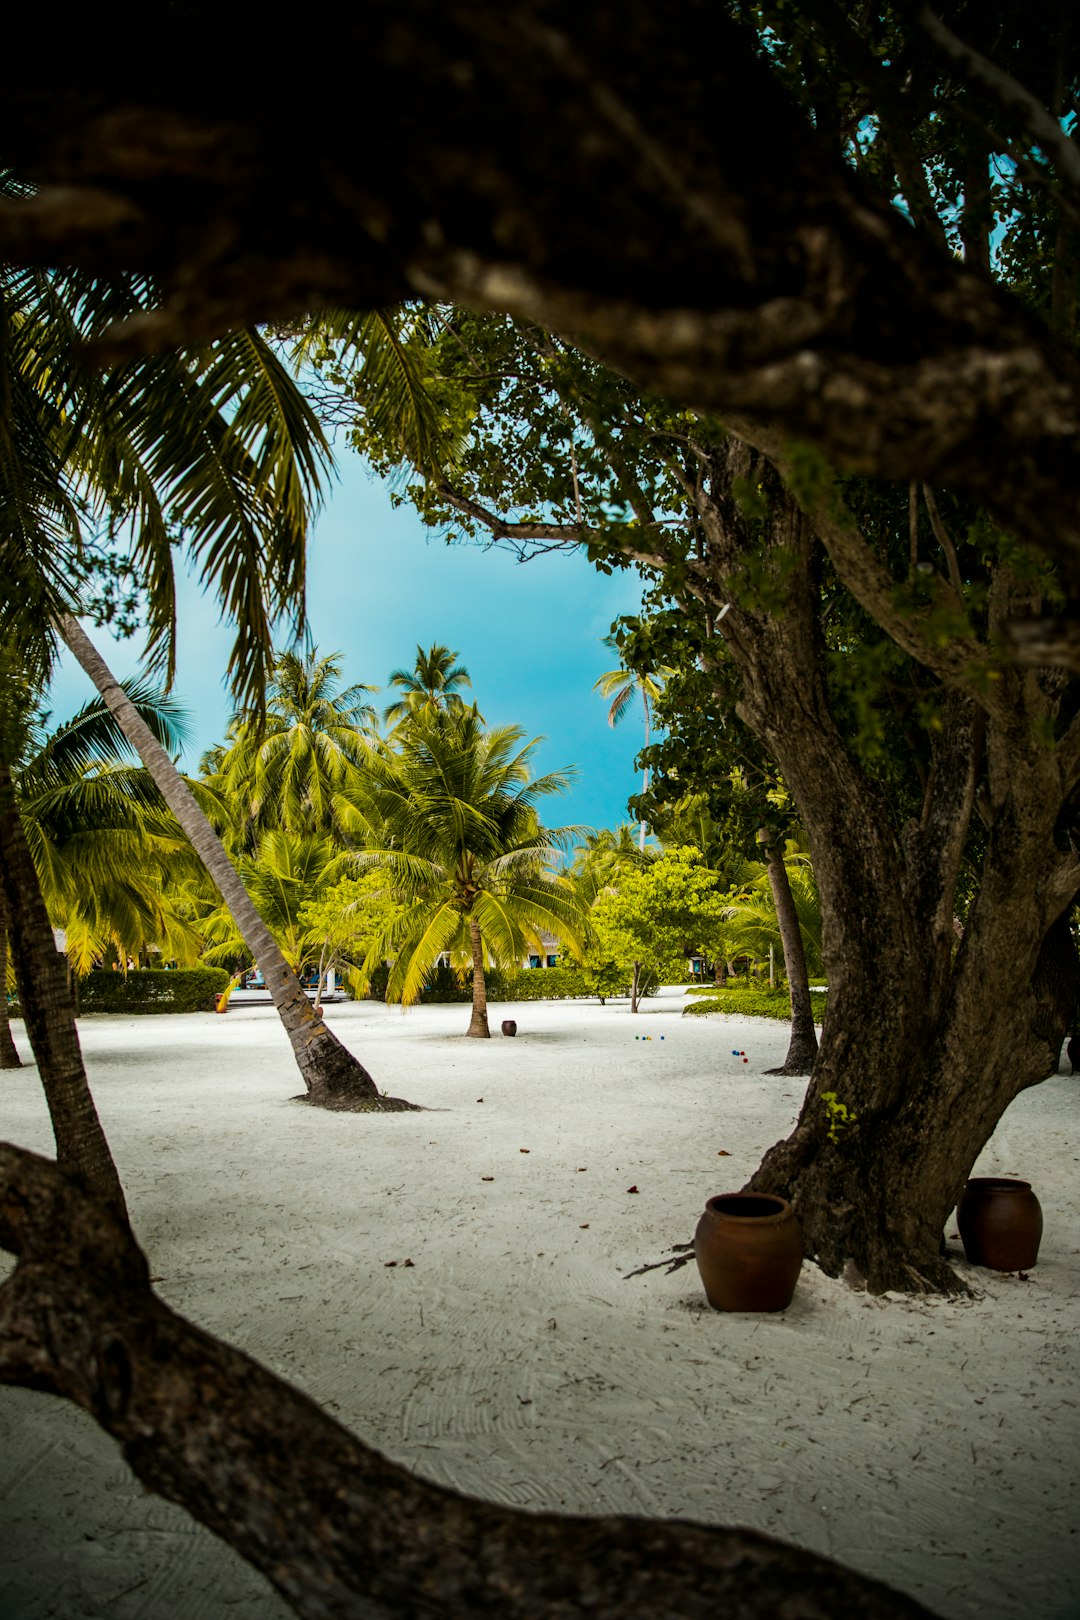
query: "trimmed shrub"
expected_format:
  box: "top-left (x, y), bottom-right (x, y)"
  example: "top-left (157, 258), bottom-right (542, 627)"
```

top-left (683, 984), bottom-right (828, 1023)
top-left (415, 965), bottom-right (596, 1003)
top-left (78, 967), bottom-right (230, 1014)
top-left (486, 966), bottom-right (597, 1002)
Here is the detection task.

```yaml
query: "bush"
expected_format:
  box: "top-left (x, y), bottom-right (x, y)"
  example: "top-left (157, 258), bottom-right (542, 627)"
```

top-left (77, 967), bottom-right (231, 1014)
top-left (414, 964), bottom-right (598, 1003)
top-left (486, 966), bottom-right (598, 1002)
top-left (683, 984), bottom-right (828, 1022)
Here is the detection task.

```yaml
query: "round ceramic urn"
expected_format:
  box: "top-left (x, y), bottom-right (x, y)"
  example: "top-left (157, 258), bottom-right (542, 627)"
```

top-left (501, 1019), bottom-right (518, 1037)
top-left (694, 1193), bottom-right (803, 1312)
top-left (956, 1178), bottom-right (1042, 1271)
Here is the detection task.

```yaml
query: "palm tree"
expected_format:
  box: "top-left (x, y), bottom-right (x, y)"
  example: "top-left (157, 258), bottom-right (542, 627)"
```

top-left (383, 643), bottom-right (473, 727)
top-left (214, 648), bottom-right (377, 842)
top-left (350, 710), bottom-right (584, 1036)
top-left (197, 829), bottom-right (347, 982)
top-left (17, 684), bottom-right (203, 978)
top-left (0, 244), bottom-right (411, 1114)
top-left (593, 633), bottom-right (672, 851)
top-left (0, 652), bottom-right (127, 1210)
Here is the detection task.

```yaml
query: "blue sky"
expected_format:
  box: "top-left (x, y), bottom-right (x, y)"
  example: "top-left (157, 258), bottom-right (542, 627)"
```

top-left (48, 449), bottom-right (647, 835)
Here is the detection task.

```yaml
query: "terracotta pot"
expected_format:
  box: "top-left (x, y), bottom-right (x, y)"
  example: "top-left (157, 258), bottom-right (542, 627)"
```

top-left (956, 1177), bottom-right (1042, 1271)
top-left (501, 1019), bottom-right (518, 1037)
top-left (694, 1193), bottom-right (803, 1312)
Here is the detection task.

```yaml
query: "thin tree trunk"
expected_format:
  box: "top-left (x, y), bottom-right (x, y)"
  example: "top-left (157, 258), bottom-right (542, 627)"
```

top-left (467, 917), bottom-right (490, 1037)
top-left (1028, 899), bottom-right (1080, 1074)
top-left (630, 960), bottom-right (641, 1013)
top-left (57, 615), bottom-right (415, 1112)
top-left (759, 837), bottom-right (818, 1076)
top-left (0, 761), bottom-right (127, 1216)
top-left (0, 1143), bottom-right (934, 1620)
top-left (0, 894), bottom-right (22, 1068)
top-left (639, 690), bottom-right (650, 852)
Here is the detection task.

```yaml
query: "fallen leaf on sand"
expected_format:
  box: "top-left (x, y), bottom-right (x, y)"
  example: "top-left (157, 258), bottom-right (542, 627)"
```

top-left (384, 1261), bottom-right (397, 1268)
top-left (577, 1167), bottom-right (587, 1172)
top-left (477, 1097), bottom-right (484, 1103)
top-left (482, 1176), bottom-right (494, 1182)
top-left (580, 1223), bottom-right (590, 1229)
top-left (627, 1185), bottom-right (639, 1194)
top-left (403, 1258), bottom-right (415, 1268)
top-left (717, 1150), bottom-right (731, 1157)
top-left (520, 1148), bottom-right (530, 1154)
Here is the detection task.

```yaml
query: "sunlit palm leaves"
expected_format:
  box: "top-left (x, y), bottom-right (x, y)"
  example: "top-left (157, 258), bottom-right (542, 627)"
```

top-left (0, 185), bottom-right (332, 709)
top-left (347, 709), bottom-right (584, 1008)
top-left (213, 648), bottom-right (376, 842)
top-left (16, 684), bottom-right (204, 973)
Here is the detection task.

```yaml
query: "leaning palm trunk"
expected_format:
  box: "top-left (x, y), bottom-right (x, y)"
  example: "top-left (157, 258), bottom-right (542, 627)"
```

top-left (0, 758), bottom-right (127, 1213)
top-left (759, 837), bottom-right (818, 1076)
top-left (57, 616), bottom-right (414, 1112)
top-left (0, 894), bottom-right (21, 1068)
top-left (467, 917), bottom-right (490, 1037)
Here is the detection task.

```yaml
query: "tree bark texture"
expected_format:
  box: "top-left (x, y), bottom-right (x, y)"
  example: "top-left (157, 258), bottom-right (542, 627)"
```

top-left (0, 761), bottom-right (127, 1215)
top-left (57, 616), bottom-right (416, 1113)
top-left (0, 1144), bottom-right (935, 1620)
top-left (0, 894), bottom-right (22, 1068)
top-left (759, 840), bottom-right (818, 1076)
top-left (660, 445), bottom-right (1080, 1293)
top-left (3, 9), bottom-right (1080, 590)
top-left (467, 918), bottom-right (490, 1037)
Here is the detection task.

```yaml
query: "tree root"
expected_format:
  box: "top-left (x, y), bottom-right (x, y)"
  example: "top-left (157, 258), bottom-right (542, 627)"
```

top-left (291, 1092), bottom-right (422, 1113)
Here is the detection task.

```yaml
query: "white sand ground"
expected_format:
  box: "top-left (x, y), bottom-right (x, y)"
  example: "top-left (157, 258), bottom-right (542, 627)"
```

top-left (1, 986), bottom-right (1078, 1620)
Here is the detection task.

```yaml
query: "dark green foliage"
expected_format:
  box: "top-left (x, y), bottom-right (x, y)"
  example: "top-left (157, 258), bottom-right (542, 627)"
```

top-left (78, 967), bottom-right (230, 1014)
top-left (684, 985), bottom-right (828, 1024)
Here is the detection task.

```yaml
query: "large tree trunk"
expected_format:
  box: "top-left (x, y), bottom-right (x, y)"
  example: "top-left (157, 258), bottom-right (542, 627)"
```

top-left (758, 836), bottom-right (818, 1076)
top-left (679, 447), bottom-right (1080, 1293)
top-left (57, 615), bottom-right (415, 1112)
top-left (0, 1143), bottom-right (934, 1620)
top-left (467, 917), bottom-right (490, 1037)
top-left (0, 893), bottom-right (22, 1068)
top-left (0, 761), bottom-right (127, 1216)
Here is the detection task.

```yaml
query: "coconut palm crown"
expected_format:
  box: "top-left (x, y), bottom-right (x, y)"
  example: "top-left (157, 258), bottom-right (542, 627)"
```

top-left (213, 648), bottom-right (377, 843)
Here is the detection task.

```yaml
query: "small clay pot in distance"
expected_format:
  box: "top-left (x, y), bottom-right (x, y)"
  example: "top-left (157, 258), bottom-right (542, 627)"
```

top-left (501, 1019), bottom-right (518, 1037)
top-left (694, 1192), bottom-right (803, 1312)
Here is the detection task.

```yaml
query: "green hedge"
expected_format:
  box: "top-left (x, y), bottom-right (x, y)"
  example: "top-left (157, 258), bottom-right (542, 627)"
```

top-left (418, 964), bottom-right (600, 1003)
top-left (414, 964), bottom-right (668, 1004)
top-left (683, 985), bottom-right (828, 1022)
top-left (77, 967), bottom-right (231, 1014)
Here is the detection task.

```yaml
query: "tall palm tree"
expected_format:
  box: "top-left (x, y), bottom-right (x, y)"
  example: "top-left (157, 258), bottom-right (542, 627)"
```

top-left (214, 648), bottom-right (377, 843)
top-left (383, 644), bottom-right (473, 727)
top-left (0, 653), bottom-right (127, 1210)
top-left (349, 710), bottom-right (584, 1036)
top-left (197, 829), bottom-right (347, 981)
top-left (593, 633), bottom-right (672, 851)
top-left (0, 243), bottom-right (411, 1115)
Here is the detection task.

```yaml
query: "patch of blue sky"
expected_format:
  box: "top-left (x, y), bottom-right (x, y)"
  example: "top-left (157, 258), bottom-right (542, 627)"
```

top-left (48, 446), bottom-right (648, 837)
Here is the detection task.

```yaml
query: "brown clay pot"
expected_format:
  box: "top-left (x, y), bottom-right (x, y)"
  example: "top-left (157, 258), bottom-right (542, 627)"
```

top-left (956, 1177), bottom-right (1043, 1271)
top-left (694, 1193), bottom-right (803, 1312)
top-left (501, 1019), bottom-right (518, 1037)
